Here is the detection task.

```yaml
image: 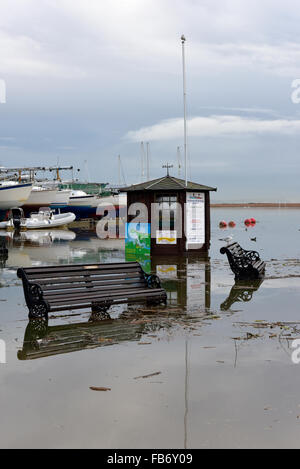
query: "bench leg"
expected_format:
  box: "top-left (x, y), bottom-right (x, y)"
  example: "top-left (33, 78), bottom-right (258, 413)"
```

top-left (89, 310), bottom-right (111, 321)
top-left (28, 301), bottom-right (49, 320)
top-left (89, 300), bottom-right (112, 321)
top-left (146, 295), bottom-right (167, 307)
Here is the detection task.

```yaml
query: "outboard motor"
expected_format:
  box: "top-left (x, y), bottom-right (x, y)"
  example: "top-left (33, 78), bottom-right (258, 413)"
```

top-left (10, 207), bottom-right (24, 230)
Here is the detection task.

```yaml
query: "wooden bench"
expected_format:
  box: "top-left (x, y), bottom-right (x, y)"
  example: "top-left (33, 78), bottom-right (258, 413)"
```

top-left (220, 242), bottom-right (266, 280)
top-left (17, 262), bottom-right (167, 320)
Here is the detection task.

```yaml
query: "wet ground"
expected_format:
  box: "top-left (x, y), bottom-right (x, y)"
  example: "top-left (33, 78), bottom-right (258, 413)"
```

top-left (0, 208), bottom-right (300, 448)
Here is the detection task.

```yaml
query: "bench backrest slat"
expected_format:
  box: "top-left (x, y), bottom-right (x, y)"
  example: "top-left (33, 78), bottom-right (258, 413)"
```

top-left (25, 267), bottom-right (142, 280)
top-left (41, 277), bottom-right (145, 292)
top-left (43, 282), bottom-right (147, 297)
top-left (35, 272), bottom-right (143, 286)
top-left (18, 262), bottom-right (150, 298)
top-left (22, 262), bottom-right (140, 274)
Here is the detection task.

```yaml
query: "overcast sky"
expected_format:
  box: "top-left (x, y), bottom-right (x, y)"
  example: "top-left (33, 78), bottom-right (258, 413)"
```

top-left (1, 0), bottom-right (300, 201)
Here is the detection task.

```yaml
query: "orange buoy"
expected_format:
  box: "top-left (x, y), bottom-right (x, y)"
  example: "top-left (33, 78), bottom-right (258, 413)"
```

top-left (219, 220), bottom-right (227, 228)
top-left (228, 221), bottom-right (236, 228)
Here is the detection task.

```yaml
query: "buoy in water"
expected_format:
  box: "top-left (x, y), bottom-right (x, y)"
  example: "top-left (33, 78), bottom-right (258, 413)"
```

top-left (219, 220), bottom-right (227, 228)
top-left (250, 217), bottom-right (256, 225)
top-left (244, 218), bottom-right (251, 226)
top-left (228, 221), bottom-right (236, 228)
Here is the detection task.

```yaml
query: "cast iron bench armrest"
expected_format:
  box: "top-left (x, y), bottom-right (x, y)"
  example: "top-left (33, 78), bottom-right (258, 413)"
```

top-left (28, 282), bottom-right (44, 301)
top-left (144, 273), bottom-right (162, 289)
top-left (243, 250), bottom-right (260, 262)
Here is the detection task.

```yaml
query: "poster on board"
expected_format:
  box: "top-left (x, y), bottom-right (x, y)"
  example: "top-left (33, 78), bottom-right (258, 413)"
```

top-left (156, 230), bottom-right (177, 245)
top-left (125, 222), bottom-right (151, 258)
top-left (186, 192), bottom-right (205, 247)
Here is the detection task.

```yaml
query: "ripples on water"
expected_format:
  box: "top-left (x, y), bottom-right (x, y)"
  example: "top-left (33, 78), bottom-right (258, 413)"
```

top-left (0, 208), bottom-right (300, 448)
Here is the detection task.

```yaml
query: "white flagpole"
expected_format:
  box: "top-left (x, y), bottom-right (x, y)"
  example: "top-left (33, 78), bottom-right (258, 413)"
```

top-left (181, 35), bottom-right (187, 187)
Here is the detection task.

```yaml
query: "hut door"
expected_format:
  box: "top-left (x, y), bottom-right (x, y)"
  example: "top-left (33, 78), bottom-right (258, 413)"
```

top-left (155, 193), bottom-right (179, 249)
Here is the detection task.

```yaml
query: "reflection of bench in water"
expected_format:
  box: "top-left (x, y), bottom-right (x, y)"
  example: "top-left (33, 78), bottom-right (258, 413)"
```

top-left (18, 318), bottom-right (145, 360)
top-left (220, 279), bottom-right (263, 311)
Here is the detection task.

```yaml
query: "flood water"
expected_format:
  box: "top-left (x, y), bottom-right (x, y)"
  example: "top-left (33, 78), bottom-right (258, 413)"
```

top-left (1, 208), bottom-right (300, 448)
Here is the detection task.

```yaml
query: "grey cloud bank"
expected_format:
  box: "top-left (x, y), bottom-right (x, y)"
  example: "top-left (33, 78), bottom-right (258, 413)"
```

top-left (0, 0), bottom-right (300, 200)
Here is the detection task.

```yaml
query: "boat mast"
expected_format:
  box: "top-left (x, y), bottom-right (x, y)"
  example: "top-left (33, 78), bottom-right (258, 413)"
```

top-left (118, 155), bottom-right (121, 186)
top-left (141, 142), bottom-right (145, 182)
top-left (146, 142), bottom-right (150, 180)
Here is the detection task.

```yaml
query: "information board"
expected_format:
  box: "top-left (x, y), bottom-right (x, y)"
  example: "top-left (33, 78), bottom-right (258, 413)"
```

top-left (186, 192), bottom-right (205, 246)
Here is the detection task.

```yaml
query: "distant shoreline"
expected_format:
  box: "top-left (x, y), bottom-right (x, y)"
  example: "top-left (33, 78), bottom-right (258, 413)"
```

top-left (211, 203), bottom-right (300, 208)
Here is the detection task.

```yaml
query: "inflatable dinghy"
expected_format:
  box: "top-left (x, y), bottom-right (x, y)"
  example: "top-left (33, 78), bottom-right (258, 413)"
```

top-left (3, 207), bottom-right (75, 230)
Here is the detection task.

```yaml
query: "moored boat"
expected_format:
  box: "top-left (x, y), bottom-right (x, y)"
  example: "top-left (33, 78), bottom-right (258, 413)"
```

top-left (50, 188), bottom-right (71, 209)
top-left (22, 185), bottom-right (58, 211)
top-left (0, 182), bottom-right (32, 210)
top-left (3, 207), bottom-right (76, 230)
top-left (62, 190), bottom-right (98, 219)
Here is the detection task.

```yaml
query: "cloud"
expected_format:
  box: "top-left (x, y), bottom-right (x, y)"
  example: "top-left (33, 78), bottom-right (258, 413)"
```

top-left (1, 0), bottom-right (300, 80)
top-left (192, 42), bottom-right (300, 77)
top-left (198, 106), bottom-right (279, 116)
top-left (126, 115), bottom-right (300, 141)
top-left (0, 30), bottom-right (86, 78)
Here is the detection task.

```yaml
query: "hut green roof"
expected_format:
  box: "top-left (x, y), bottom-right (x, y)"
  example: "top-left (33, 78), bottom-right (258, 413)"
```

top-left (122, 175), bottom-right (217, 192)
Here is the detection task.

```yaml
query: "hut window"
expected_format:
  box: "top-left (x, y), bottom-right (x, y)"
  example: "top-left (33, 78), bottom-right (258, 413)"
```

top-left (156, 194), bottom-right (178, 231)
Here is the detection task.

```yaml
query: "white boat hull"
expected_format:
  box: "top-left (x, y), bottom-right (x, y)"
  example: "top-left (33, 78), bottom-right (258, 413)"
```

top-left (0, 183), bottom-right (32, 210)
top-left (24, 188), bottom-right (57, 208)
top-left (94, 193), bottom-right (127, 207)
top-left (51, 189), bottom-right (71, 207)
top-left (26, 212), bottom-right (76, 229)
top-left (4, 211), bottom-right (76, 230)
top-left (68, 194), bottom-right (97, 207)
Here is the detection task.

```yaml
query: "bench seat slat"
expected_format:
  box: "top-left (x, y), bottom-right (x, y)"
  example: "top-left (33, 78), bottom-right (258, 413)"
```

top-left (47, 287), bottom-right (165, 305)
top-left (50, 291), bottom-right (166, 313)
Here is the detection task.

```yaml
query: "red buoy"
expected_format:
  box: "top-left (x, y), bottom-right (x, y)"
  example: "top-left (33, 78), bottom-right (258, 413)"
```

top-left (219, 220), bottom-right (227, 228)
top-left (228, 221), bottom-right (236, 228)
top-left (250, 217), bottom-right (256, 225)
top-left (244, 218), bottom-right (251, 226)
